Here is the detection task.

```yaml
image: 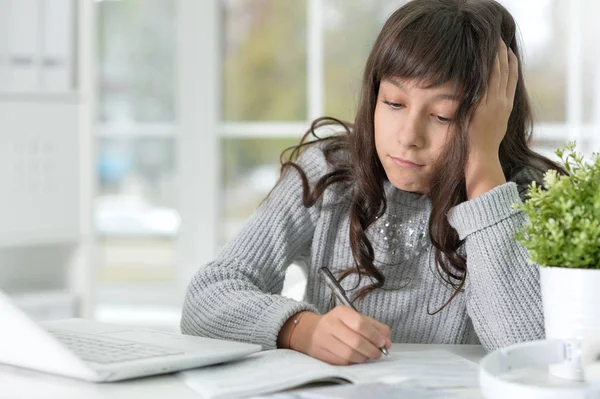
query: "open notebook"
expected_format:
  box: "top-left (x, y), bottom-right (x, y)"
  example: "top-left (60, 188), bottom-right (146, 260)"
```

top-left (178, 348), bottom-right (480, 399)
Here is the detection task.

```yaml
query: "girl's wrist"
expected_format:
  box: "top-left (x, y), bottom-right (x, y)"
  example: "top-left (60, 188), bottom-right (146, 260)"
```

top-left (287, 311), bottom-right (309, 350)
top-left (291, 312), bottom-right (321, 353)
top-left (277, 312), bottom-right (303, 349)
top-left (465, 153), bottom-right (506, 199)
top-left (277, 311), bottom-right (319, 351)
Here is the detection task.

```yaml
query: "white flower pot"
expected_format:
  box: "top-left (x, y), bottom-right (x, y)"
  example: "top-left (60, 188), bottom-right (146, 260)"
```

top-left (540, 267), bottom-right (600, 381)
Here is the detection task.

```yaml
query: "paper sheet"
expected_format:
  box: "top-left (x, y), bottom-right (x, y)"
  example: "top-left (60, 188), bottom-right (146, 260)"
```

top-left (179, 350), bottom-right (349, 399)
top-left (343, 349), bottom-right (479, 388)
top-left (179, 349), bottom-right (481, 399)
top-left (252, 383), bottom-right (469, 399)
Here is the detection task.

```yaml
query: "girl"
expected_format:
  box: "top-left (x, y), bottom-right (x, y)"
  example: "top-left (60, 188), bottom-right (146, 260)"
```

top-left (181, 0), bottom-right (564, 365)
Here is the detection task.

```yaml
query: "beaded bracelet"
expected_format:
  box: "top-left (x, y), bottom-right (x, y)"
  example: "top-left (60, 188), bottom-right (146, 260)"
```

top-left (287, 311), bottom-right (307, 350)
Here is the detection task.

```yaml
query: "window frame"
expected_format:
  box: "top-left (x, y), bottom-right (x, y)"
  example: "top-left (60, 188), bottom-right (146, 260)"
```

top-left (95, 0), bottom-right (599, 307)
top-left (95, 0), bottom-right (220, 308)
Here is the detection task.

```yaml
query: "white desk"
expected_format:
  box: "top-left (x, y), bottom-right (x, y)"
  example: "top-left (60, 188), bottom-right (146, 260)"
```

top-left (0, 344), bottom-right (487, 399)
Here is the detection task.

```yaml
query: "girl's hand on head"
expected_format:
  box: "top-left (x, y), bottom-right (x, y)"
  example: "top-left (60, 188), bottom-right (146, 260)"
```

top-left (470, 39), bottom-right (518, 158)
top-left (465, 40), bottom-right (518, 199)
top-left (281, 306), bottom-right (392, 365)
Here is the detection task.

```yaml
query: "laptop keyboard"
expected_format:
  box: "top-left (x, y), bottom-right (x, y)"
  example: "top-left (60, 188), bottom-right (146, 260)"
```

top-left (49, 330), bottom-right (184, 364)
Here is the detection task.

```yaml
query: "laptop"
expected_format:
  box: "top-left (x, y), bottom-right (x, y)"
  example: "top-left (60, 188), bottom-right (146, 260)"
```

top-left (0, 291), bottom-right (262, 382)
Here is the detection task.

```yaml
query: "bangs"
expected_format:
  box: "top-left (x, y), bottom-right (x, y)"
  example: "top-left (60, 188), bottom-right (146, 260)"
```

top-left (375, 11), bottom-right (483, 100)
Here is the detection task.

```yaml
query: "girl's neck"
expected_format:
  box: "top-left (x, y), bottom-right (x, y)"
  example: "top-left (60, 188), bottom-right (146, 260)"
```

top-left (384, 180), bottom-right (431, 208)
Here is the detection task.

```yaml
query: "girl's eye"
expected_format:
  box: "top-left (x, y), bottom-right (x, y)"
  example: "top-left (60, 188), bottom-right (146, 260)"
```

top-left (383, 100), bottom-right (404, 110)
top-left (435, 115), bottom-right (453, 124)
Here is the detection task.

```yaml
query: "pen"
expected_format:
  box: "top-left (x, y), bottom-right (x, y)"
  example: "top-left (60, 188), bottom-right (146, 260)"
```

top-left (319, 267), bottom-right (390, 357)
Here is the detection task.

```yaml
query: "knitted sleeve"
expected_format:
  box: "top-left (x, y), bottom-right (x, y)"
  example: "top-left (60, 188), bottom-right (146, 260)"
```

top-left (180, 145), bottom-right (327, 349)
top-left (447, 169), bottom-right (545, 351)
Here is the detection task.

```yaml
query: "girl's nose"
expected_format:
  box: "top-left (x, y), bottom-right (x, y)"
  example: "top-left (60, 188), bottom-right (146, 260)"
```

top-left (397, 115), bottom-right (425, 149)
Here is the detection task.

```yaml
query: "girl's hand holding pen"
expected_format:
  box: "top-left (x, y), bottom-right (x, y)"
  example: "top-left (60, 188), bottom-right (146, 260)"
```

top-left (277, 307), bottom-right (392, 366)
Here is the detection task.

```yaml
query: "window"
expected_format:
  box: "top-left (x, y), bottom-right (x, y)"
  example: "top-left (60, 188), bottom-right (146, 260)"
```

top-left (94, 0), bottom-right (599, 309)
top-left (96, 0), bottom-right (178, 304)
top-left (218, 0), bottom-right (600, 297)
top-left (502, 0), bottom-right (567, 123)
top-left (220, 0), bottom-right (311, 245)
top-left (582, 0), bottom-right (600, 124)
top-left (222, 0), bottom-right (308, 122)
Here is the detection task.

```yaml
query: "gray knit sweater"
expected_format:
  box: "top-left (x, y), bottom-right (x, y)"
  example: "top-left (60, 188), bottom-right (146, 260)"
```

top-left (181, 144), bottom-right (545, 352)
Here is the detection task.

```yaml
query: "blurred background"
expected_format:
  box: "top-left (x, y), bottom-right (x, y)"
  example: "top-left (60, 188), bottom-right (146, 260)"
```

top-left (0, 0), bottom-right (598, 332)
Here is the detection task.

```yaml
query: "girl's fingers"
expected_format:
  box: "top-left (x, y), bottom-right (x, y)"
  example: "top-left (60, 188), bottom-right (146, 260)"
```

top-left (371, 324), bottom-right (393, 349)
top-left (498, 40), bottom-right (510, 97)
top-left (487, 52), bottom-right (501, 103)
top-left (334, 318), bottom-right (383, 359)
top-left (326, 331), bottom-right (370, 364)
top-left (369, 317), bottom-right (392, 344)
top-left (320, 346), bottom-right (353, 366)
top-left (339, 310), bottom-right (388, 351)
top-left (506, 47), bottom-right (519, 100)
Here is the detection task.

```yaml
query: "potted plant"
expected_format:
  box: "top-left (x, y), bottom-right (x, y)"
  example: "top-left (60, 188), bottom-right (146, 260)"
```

top-left (515, 142), bottom-right (600, 381)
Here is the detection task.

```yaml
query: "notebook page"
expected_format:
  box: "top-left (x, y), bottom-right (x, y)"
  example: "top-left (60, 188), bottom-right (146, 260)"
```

top-left (253, 382), bottom-right (467, 399)
top-left (341, 349), bottom-right (479, 389)
top-left (255, 351), bottom-right (481, 399)
top-left (178, 349), bottom-right (354, 399)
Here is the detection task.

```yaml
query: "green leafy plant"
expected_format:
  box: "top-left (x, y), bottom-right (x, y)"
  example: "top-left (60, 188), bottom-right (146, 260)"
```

top-left (515, 142), bottom-right (600, 268)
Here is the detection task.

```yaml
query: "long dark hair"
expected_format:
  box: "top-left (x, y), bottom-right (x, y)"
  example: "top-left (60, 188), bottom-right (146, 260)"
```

top-left (279, 0), bottom-right (564, 311)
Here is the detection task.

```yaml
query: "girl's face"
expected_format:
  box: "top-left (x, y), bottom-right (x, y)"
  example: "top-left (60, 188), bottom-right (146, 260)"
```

top-left (374, 77), bottom-right (459, 194)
